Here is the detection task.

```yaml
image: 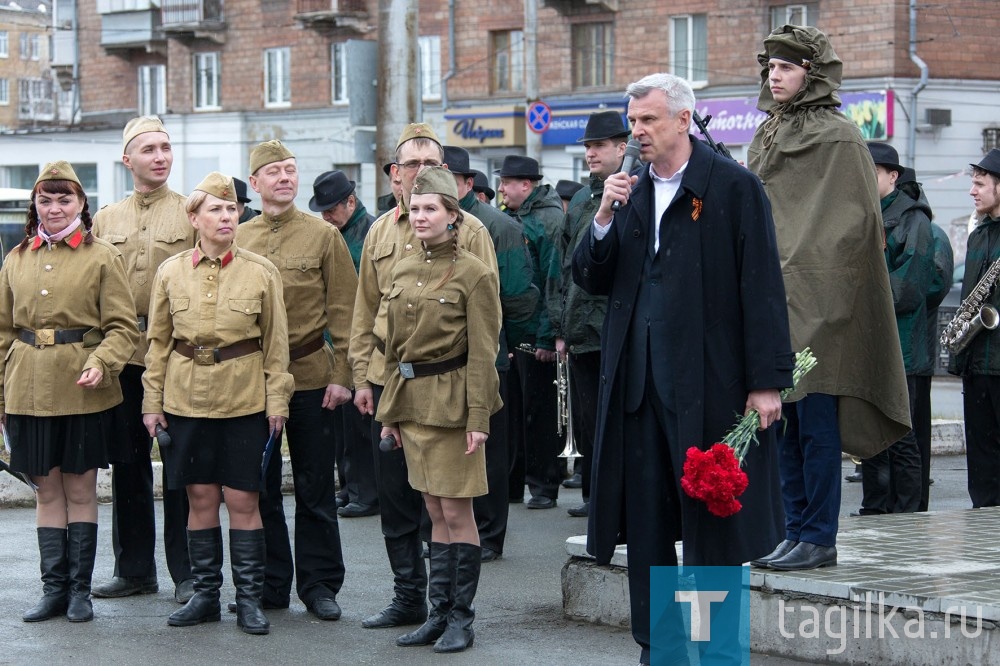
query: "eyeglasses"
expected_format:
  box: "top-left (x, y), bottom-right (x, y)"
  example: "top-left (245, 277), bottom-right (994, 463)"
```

top-left (398, 160), bottom-right (442, 171)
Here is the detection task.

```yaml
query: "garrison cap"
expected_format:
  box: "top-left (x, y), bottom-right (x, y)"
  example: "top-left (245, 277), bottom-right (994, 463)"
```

top-left (250, 140), bottom-right (296, 176)
top-left (396, 123), bottom-right (442, 151)
top-left (35, 160), bottom-right (82, 188)
top-left (412, 166), bottom-right (459, 201)
top-left (123, 116), bottom-right (169, 152)
top-left (193, 172), bottom-right (237, 202)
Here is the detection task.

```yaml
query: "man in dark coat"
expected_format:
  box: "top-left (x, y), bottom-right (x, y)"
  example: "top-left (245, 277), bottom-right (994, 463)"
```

top-left (573, 73), bottom-right (793, 666)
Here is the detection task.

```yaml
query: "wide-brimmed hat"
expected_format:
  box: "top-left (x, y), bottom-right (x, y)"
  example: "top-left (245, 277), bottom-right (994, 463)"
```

top-left (494, 155), bottom-right (542, 181)
top-left (472, 171), bottom-right (495, 201)
top-left (971, 149), bottom-right (1000, 178)
top-left (233, 177), bottom-right (252, 203)
top-left (577, 110), bottom-right (629, 143)
top-left (868, 143), bottom-right (904, 175)
top-left (556, 180), bottom-right (585, 201)
top-left (309, 170), bottom-right (355, 212)
top-left (443, 146), bottom-right (476, 177)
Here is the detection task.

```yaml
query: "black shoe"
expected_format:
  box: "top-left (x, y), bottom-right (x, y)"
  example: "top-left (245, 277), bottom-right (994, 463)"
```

top-left (227, 598), bottom-right (287, 613)
top-left (174, 578), bottom-right (196, 604)
top-left (562, 473), bottom-right (582, 489)
top-left (526, 496), bottom-right (556, 510)
top-left (768, 542), bottom-right (837, 571)
top-left (308, 597), bottom-right (342, 621)
top-left (567, 502), bottom-right (589, 517)
top-left (844, 472), bottom-right (863, 483)
top-left (362, 603), bottom-right (428, 629)
top-left (23, 527), bottom-right (68, 622)
top-left (480, 547), bottom-right (501, 563)
top-left (750, 539), bottom-right (798, 568)
top-left (337, 502), bottom-right (379, 518)
top-left (336, 493), bottom-right (348, 509)
top-left (92, 575), bottom-right (159, 599)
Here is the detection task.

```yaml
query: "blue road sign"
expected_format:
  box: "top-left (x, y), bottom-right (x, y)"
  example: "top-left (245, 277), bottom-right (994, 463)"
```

top-left (527, 101), bottom-right (552, 134)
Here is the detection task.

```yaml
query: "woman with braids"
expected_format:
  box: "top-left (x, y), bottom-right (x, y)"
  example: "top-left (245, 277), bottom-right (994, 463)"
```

top-left (0, 161), bottom-right (139, 623)
top-left (377, 166), bottom-right (502, 654)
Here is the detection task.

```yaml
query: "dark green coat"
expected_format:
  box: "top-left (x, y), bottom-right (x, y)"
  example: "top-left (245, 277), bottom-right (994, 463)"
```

top-left (882, 189), bottom-right (936, 375)
top-left (951, 216), bottom-right (1000, 377)
top-left (339, 204), bottom-right (375, 274)
top-left (460, 192), bottom-right (539, 369)
top-left (554, 177), bottom-right (607, 353)
top-left (508, 184), bottom-right (564, 350)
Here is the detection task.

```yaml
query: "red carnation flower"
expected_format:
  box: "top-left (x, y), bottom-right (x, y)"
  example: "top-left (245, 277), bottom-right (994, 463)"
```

top-left (680, 444), bottom-right (749, 518)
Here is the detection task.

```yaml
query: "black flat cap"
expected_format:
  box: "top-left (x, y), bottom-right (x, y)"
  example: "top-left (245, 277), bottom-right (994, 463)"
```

top-left (971, 149), bottom-right (1000, 178)
top-left (494, 155), bottom-right (542, 180)
top-left (309, 170), bottom-right (355, 212)
top-left (232, 177), bottom-right (252, 203)
top-left (472, 171), bottom-right (495, 201)
top-left (556, 180), bottom-right (585, 201)
top-left (443, 146), bottom-right (476, 177)
top-left (577, 110), bottom-right (629, 143)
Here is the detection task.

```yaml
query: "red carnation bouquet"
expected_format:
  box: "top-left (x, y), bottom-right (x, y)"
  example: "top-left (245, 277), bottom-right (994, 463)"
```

top-left (680, 348), bottom-right (817, 517)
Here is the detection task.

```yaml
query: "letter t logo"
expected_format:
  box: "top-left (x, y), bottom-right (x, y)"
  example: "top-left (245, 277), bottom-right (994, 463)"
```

top-left (675, 590), bottom-right (729, 641)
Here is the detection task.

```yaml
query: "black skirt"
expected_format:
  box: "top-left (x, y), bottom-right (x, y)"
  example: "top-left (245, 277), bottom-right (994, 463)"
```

top-left (7, 410), bottom-right (117, 476)
top-left (161, 412), bottom-right (271, 492)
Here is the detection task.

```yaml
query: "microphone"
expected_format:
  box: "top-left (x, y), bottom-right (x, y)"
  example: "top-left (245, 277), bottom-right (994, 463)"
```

top-left (379, 434), bottom-right (397, 453)
top-left (611, 139), bottom-right (642, 212)
top-left (154, 424), bottom-right (172, 448)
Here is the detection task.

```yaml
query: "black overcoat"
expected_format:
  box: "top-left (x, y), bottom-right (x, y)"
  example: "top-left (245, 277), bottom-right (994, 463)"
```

top-left (572, 137), bottom-right (794, 566)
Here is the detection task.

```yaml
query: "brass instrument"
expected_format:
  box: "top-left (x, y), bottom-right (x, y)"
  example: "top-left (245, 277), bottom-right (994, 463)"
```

top-left (940, 255), bottom-right (1000, 354)
top-left (555, 354), bottom-right (581, 459)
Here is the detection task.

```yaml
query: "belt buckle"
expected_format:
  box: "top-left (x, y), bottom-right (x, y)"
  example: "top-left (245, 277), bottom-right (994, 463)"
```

top-left (35, 328), bottom-right (55, 348)
top-left (398, 362), bottom-right (415, 380)
top-left (193, 347), bottom-right (216, 365)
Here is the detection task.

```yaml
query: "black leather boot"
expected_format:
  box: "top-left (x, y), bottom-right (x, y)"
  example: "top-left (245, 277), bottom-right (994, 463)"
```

top-left (433, 543), bottom-right (481, 653)
top-left (66, 522), bottom-right (98, 622)
top-left (168, 527), bottom-right (223, 627)
top-left (23, 527), bottom-right (69, 622)
top-left (396, 542), bottom-right (453, 646)
top-left (361, 535), bottom-right (428, 629)
top-left (230, 529), bottom-right (269, 635)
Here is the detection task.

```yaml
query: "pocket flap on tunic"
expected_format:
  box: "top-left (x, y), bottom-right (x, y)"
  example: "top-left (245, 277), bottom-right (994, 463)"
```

top-left (284, 256), bottom-right (322, 272)
top-left (387, 285), bottom-right (405, 300)
top-left (372, 242), bottom-right (395, 262)
top-left (426, 289), bottom-right (461, 305)
top-left (229, 298), bottom-right (263, 315)
top-left (169, 298), bottom-right (190, 314)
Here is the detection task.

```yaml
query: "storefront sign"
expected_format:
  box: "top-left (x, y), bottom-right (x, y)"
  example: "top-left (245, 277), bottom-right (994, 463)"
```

top-left (444, 106), bottom-right (526, 148)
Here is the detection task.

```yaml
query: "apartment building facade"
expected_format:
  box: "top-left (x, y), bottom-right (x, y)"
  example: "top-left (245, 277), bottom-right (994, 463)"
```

top-left (0, 3), bottom-right (61, 133)
top-left (0, 0), bottom-right (996, 230)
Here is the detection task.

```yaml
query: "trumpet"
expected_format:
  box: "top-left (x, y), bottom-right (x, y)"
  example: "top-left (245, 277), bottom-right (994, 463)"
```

top-left (555, 354), bottom-right (581, 459)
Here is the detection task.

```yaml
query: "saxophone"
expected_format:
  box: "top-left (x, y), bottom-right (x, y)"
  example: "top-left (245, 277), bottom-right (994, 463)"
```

top-left (940, 255), bottom-right (1000, 354)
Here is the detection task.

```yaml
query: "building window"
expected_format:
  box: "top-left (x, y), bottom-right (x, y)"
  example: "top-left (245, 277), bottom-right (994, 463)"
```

top-left (30, 34), bottom-right (40, 60)
top-left (115, 161), bottom-right (134, 199)
top-left (19, 33), bottom-right (28, 60)
top-left (138, 64), bottom-right (166, 116)
top-left (0, 79), bottom-right (8, 105)
top-left (669, 14), bottom-right (708, 86)
top-left (18, 78), bottom-right (55, 120)
top-left (490, 30), bottom-right (523, 94)
top-left (770, 3), bottom-right (818, 28)
top-left (193, 52), bottom-right (220, 110)
top-left (264, 47), bottom-right (291, 108)
top-left (419, 35), bottom-right (441, 102)
top-left (0, 31), bottom-right (8, 58)
top-left (331, 42), bottom-right (348, 105)
top-left (572, 22), bottom-right (613, 89)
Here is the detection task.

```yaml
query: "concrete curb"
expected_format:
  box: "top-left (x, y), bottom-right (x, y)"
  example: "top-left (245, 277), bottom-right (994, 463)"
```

top-left (0, 456), bottom-right (295, 507)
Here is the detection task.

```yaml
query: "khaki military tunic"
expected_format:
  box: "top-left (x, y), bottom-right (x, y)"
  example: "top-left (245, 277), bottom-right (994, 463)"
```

top-left (93, 185), bottom-right (197, 365)
top-left (0, 229), bottom-right (140, 416)
top-left (142, 243), bottom-right (294, 419)
top-left (236, 206), bottom-right (357, 391)
top-left (349, 199), bottom-right (499, 390)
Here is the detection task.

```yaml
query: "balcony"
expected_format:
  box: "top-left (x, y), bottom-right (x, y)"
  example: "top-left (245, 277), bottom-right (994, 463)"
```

top-left (543, 0), bottom-right (618, 12)
top-left (161, 0), bottom-right (226, 42)
top-left (100, 10), bottom-right (166, 54)
top-left (294, 0), bottom-right (369, 33)
top-left (18, 78), bottom-right (56, 124)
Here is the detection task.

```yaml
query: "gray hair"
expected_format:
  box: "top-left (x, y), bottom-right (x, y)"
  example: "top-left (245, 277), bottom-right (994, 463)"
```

top-left (626, 73), bottom-right (696, 117)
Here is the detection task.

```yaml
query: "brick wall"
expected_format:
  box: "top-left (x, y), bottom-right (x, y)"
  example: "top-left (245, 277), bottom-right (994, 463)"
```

top-left (0, 9), bottom-right (55, 130)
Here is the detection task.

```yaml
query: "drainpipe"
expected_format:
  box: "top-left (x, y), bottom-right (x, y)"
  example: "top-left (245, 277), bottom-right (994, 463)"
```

top-left (907, 0), bottom-right (928, 168)
top-left (440, 0), bottom-right (455, 111)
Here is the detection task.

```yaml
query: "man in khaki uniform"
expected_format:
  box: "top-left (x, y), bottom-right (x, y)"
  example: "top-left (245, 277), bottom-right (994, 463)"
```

top-left (349, 123), bottom-right (498, 630)
top-left (235, 140), bottom-right (358, 621)
top-left (91, 116), bottom-right (197, 604)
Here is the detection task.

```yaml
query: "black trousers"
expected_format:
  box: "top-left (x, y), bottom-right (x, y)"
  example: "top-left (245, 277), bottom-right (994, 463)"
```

top-left (569, 351), bottom-right (600, 502)
top-left (370, 384), bottom-right (424, 540)
top-left (506, 358), bottom-right (526, 500)
top-left (474, 370), bottom-right (510, 553)
top-left (963, 374), bottom-right (1000, 507)
top-left (913, 375), bottom-right (933, 511)
top-left (860, 375), bottom-right (922, 514)
top-left (338, 397), bottom-right (378, 507)
top-left (332, 407), bottom-right (347, 500)
top-left (260, 387), bottom-right (345, 606)
top-left (111, 365), bottom-right (191, 583)
top-left (511, 351), bottom-right (563, 501)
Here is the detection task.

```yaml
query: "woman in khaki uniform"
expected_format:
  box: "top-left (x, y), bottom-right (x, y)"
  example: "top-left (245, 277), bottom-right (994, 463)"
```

top-left (0, 161), bottom-right (139, 624)
top-left (142, 173), bottom-right (293, 636)
top-left (377, 167), bottom-right (502, 654)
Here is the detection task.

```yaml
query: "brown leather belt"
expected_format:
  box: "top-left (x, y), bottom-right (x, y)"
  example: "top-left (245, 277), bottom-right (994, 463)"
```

top-left (289, 335), bottom-right (325, 362)
top-left (399, 352), bottom-right (468, 379)
top-left (174, 339), bottom-right (261, 365)
top-left (19, 327), bottom-right (89, 348)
